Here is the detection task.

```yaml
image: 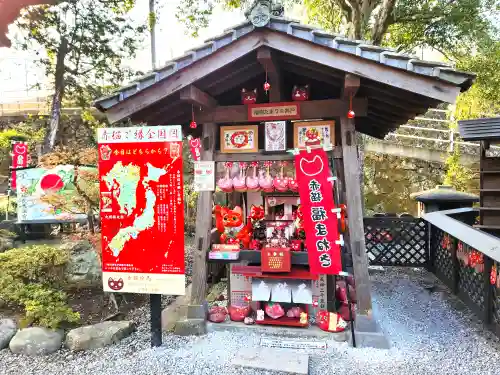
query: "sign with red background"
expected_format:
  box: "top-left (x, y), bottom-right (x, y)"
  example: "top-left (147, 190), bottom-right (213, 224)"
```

top-left (11, 142), bottom-right (28, 190)
top-left (295, 148), bottom-right (342, 275)
top-left (97, 126), bottom-right (185, 295)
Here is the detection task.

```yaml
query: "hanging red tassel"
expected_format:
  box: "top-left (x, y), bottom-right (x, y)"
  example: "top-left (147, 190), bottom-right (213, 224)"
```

top-left (190, 105), bottom-right (198, 129)
top-left (263, 64), bottom-right (270, 93)
top-left (347, 94), bottom-right (355, 118)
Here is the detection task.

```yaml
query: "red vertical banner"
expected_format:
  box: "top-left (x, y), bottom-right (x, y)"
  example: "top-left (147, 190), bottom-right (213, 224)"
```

top-left (97, 125), bottom-right (185, 295)
top-left (11, 142), bottom-right (28, 190)
top-left (295, 148), bottom-right (342, 275)
top-left (188, 136), bottom-right (201, 161)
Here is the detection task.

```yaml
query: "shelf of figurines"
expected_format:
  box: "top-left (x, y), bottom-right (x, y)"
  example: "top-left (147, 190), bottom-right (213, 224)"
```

top-left (207, 247), bottom-right (310, 265)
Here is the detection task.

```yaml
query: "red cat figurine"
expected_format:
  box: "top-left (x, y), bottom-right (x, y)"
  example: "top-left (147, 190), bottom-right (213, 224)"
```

top-left (213, 205), bottom-right (253, 249)
top-left (241, 88), bottom-right (258, 104)
top-left (292, 84), bottom-right (310, 101)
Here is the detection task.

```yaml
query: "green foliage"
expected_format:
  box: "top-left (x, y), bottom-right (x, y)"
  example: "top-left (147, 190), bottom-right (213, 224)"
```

top-left (443, 146), bottom-right (478, 192)
top-left (0, 245), bottom-right (80, 328)
top-left (14, 0), bottom-right (145, 150)
top-left (455, 40), bottom-right (500, 120)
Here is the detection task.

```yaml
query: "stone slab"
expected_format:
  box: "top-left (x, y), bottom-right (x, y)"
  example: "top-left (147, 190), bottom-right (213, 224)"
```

top-left (161, 284), bottom-right (192, 331)
top-left (348, 314), bottom-right (390, 349)
top-left (232, 347), bottom-right (309, 374)
top-left (208, 321), bottom-right (347, 342)
top-left (174, 319), bottom-right (207, 336)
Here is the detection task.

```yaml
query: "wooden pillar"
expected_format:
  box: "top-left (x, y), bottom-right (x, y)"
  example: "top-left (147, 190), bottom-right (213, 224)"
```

top-left (189, 123), bottom-right (217, 308)
top-left (340, 74), bottom-right (373, 315)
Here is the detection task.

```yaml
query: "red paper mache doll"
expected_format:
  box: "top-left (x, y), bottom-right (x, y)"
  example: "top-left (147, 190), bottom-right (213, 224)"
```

top-left (316, 310), bottom-right (348, 332)
top-left (208, 305), bottom-right (228, 323)
top-left (228, 305), bottom-right (251, 322)
top-left (213, 205), bottom-right (253, 248)
top-left (241, 88), bottom-right (258, 104)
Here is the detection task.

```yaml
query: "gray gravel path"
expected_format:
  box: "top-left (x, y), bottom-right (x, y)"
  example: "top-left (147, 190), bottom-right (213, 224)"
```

top-left (1, 268), bottom-right (499, 375)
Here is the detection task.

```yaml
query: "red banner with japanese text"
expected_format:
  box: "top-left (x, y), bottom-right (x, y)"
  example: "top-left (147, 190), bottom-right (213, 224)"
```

top-left (97, 125), bottom-right (185, 295)
top-left (11, 142), bottom-right (28, 190)
top-left (295, 148), bottom-right (342, 275)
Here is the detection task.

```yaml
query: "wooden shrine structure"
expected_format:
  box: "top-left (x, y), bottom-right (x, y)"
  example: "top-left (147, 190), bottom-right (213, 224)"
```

top-left (459, 117), bottom-right (500, 237)
top-left (95, 5), bottom-right (474, 346)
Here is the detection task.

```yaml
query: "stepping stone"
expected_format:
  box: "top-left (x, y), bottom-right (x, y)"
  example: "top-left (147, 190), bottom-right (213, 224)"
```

top-left (232, 347), bottom-right (309, 374)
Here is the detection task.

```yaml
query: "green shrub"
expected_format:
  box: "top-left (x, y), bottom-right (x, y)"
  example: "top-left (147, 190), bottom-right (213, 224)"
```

top-left (0, 244), bottom-right (80, 328)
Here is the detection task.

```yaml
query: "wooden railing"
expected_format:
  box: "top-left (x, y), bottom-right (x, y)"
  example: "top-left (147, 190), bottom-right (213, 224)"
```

top-left (424, 208), bottom-right (500, 337)
top-left (363, 209), bottom-right (500, 338)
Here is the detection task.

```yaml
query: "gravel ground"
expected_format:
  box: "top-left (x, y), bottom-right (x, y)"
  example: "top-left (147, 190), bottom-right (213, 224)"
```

top-left (1, 267), bottom-right (499, 375)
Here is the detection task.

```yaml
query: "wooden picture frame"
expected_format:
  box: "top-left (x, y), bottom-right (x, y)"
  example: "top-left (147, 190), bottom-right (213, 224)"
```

top-left (220, 125), bottom-right (259, 153)
top-left (264, 121), bottom-right (287, 152)
top-left (293, 120), bottom-right (335, 149)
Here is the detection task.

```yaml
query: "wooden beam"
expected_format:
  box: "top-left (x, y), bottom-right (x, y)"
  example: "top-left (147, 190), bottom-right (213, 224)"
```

top-left (215, 148), bottom-right (342, 162)
top-left (256, 46), bottom-right (282, 102)
top-left (342, 73), bottom-right (360, 99)
top-left (282, 63), bottom-right (340, 87)
top-left (205, 63), bottom-right (262, 96)
top-left (280, 55), bottom-right (345, 80)
top-left (190, 123), bottom-right (217, 314)
top-left (105, 32), bottom-right (266, 123)
top-left (262, 29), bottom-right (461, 103)
top-left (180, 85), bottom-right (217, 108)
top-left (340, 115), bottom-right (373, 315)
top-left (196, 98), bottom-right (368, 123)
top-left (367, 94), bottom-right (428, 115)
top-left (361, 81), bottom-right (438, 107)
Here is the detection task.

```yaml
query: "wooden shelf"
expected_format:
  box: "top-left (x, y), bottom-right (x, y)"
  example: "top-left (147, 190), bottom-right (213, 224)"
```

top-left (239, 267), bottom-right (318, 280)
top-left (208, 250), bottom-right (310, 265)
top-left (214, 149), bottom-right (342, 162)
top-left (480, 189), bottom-right (500, 193)
top-left (480, 170), bottom-right (500, 174)
top-left (474, 225), bottom-right (500, 230)
top-left (256, 316), bottom-right (308, 328)
top-left (478, 207), bottom-right (500, 211)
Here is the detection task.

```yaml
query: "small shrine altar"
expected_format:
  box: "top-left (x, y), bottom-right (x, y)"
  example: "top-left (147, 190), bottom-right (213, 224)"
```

top-left (94, 0), bottom-right (474, 346)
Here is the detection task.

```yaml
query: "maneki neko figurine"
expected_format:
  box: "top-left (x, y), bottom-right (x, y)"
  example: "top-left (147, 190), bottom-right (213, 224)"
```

top-left (213, 205), bottom-right (264, 249)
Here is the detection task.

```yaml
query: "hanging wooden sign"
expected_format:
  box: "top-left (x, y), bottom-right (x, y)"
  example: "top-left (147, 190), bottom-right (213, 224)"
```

top-left (248, 102), bottom-right (300, 121)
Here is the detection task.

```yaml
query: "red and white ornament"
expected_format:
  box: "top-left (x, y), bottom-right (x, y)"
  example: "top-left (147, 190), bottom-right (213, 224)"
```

top-left (263, 81), bottom-right (271, 92)
top-left (189, 121), bottom-right (197, 129)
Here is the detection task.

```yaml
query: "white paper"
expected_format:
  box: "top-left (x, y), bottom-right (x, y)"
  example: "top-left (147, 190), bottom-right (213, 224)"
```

top-left (251, 279), bottom-right (271, 301)
top-left (291, 281), bottom-right (313, 304)
top-left (270, 281), bottom-right (292, 303)
top-left (194, 161), bottom-right (215, 192)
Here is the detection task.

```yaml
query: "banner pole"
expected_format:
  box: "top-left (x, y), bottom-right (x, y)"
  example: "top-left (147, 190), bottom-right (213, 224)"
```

top-left (150, 294), bottom-right (162, 347)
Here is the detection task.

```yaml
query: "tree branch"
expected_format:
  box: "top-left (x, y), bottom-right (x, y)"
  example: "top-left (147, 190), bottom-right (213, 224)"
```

top-left (371, 0), bottom-right (396, 45)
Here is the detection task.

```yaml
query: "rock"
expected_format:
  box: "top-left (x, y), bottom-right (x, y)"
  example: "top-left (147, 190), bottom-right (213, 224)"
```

top-left (62, 240), bottom-right (101, 288)
top-left (0, 319), bottom-right (17, 349)
top-left (0, 229), bottom-right (16, 253)
top-left (65, 321), bottom-right (135, 351)
top-left (9, 327), bottom-right (63, 356)
top-left (232, 347), bottom-right (309, 374)
top-left (206, 282), bottom-right (226, 303)
top-left (161, 284), bottom-right (192, 332)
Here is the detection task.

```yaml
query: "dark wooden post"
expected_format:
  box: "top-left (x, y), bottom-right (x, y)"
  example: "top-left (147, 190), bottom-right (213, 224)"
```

top-left (175, 123), bottom-right (216, 335)
top-left (451, 237), bottom-right (460, 294)
top-left (341, 74), bottom-right (373, 316)
top-left (483, 256), bottom-right (493, 324)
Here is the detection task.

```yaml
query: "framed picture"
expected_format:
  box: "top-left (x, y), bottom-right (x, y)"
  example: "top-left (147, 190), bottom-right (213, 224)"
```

top-left (220, 125), bottom-right (259, 153)
top-left (293, 120), bottom-right (335, 149)
top-left (264, 121), bottom-right (287, 152)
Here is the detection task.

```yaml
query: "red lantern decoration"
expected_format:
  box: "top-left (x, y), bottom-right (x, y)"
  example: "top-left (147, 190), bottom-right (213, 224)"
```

top-left (263, 81), bottom-right (271, 91)
top-left (490, 265), bottom-right (497, 285)
top-left (189, 121), bottom-right (197, 129)
top-left (347, 110), bottom-right (355, 119)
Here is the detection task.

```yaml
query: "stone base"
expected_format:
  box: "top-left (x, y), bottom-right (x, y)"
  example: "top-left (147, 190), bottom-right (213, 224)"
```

top-left (232, 347), bottom-right (309, 374)
top-left (348, 314), bottom-right (390, 349)
top-left (173, 318), bottom-right (207, 336)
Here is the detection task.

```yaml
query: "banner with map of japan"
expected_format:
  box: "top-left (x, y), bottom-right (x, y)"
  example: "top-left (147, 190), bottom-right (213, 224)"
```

top-left (97, 125), bottom-right (185, 295)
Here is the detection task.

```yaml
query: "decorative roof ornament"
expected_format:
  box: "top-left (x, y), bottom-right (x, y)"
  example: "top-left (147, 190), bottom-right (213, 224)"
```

top-left (245, 0), bottom-right (284, 28)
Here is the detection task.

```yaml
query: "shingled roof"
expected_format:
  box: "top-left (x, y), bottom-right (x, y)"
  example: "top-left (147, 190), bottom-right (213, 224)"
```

top-left (94, 17), bottom-right (475, 112)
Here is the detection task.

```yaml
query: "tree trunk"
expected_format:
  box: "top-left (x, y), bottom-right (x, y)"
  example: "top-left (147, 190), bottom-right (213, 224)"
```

top-left (43, 36), bottom-right (68, 154)
top-left (371, 0), bottom-right (396, 45)
top-left (149, 0), bottom-right (156, 70)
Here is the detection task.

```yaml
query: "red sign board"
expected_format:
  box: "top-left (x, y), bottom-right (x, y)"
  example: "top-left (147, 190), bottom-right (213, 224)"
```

top-left (97, 126), bottom-right (185, 295)
top-left (295, 148), bottom-right (342, 275)
top-left (11, 142), bottom-right (28, 190)
top-left (248, 102), bottom-right (301, 121)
